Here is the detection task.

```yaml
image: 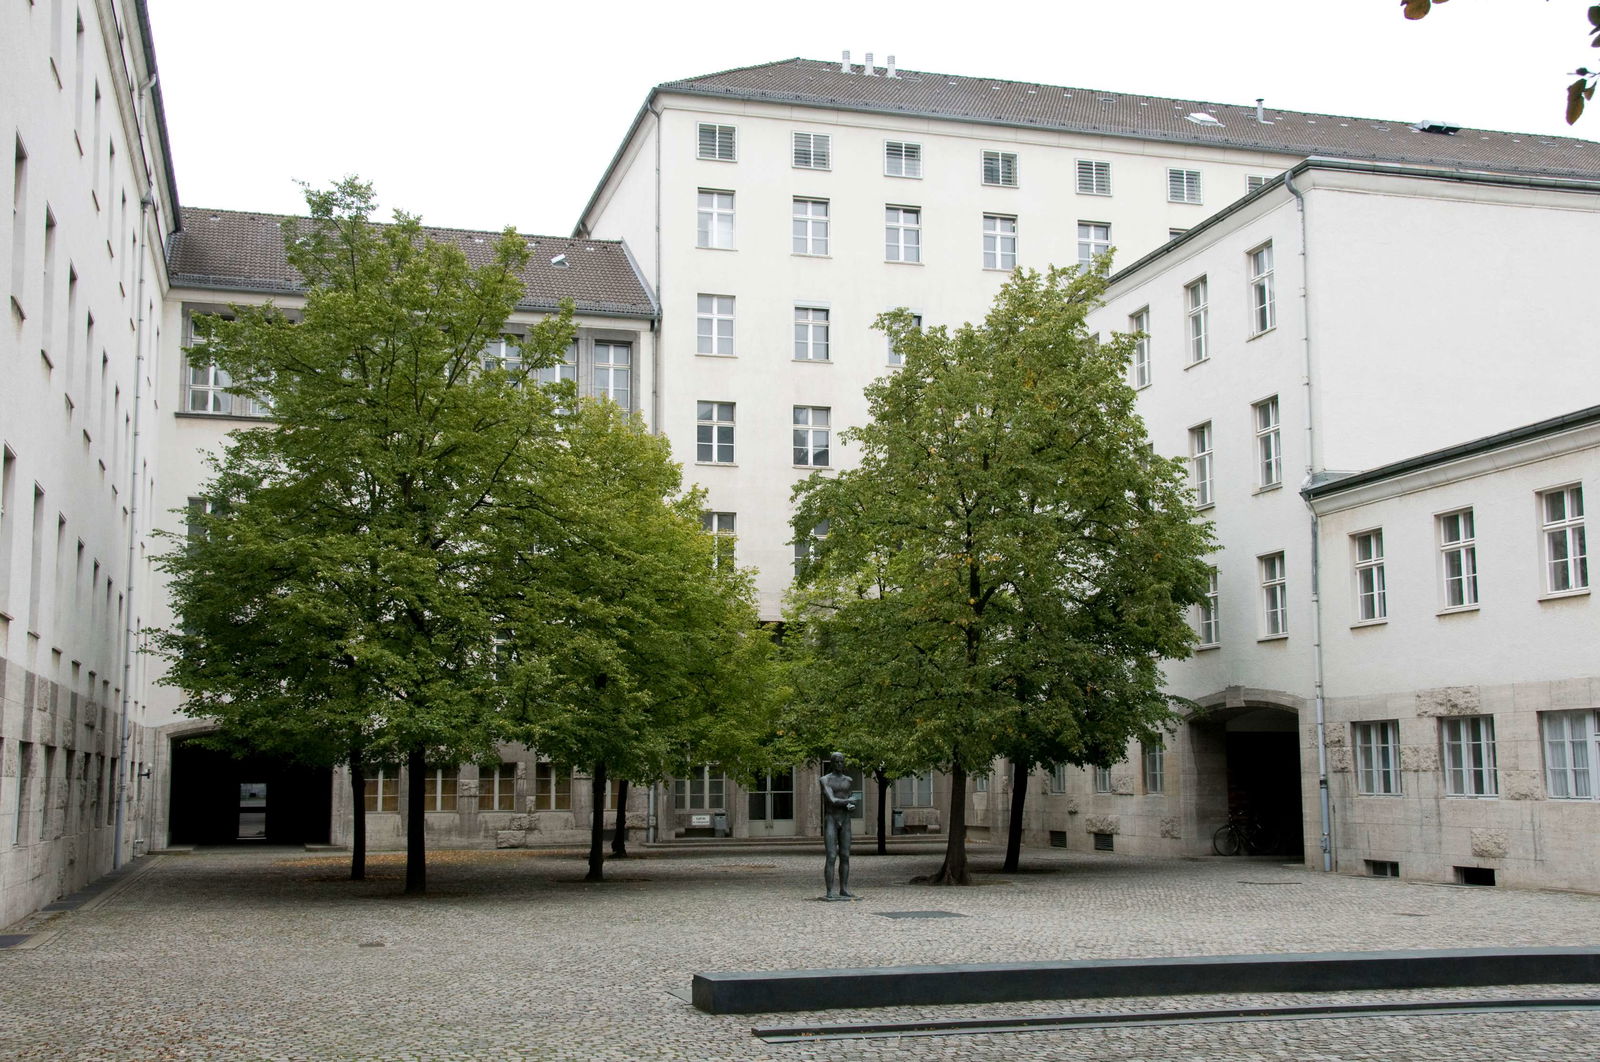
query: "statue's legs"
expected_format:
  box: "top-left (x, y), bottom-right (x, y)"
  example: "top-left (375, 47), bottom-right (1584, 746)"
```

top-left (822, 816), bottom-right (839, 898)
top-left (837, 815), bottom-right (853, 897)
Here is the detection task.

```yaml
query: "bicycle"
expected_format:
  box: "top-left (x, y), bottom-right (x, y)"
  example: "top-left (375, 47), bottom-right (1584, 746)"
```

top-left (1212, 811), bottom-right (1278, 856)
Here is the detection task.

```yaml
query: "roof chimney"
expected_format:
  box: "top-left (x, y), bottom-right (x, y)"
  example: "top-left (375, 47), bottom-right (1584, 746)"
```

top-left (1256, 98), bottom-right (1265, 123)
top-left (840, 50), bottom-right (852, 74)
top-left (886, 55), bottom-right (897, 78)
top-left (863, 52), bottom-right (876, 76)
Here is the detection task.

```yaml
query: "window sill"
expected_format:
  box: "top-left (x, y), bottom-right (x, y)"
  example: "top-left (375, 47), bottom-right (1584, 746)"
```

top-left (1253, 483), bottom-right (1283, 496)
top-left (885, 172), bottom-right (923, 180)
top-left (983, 267), bottom-right (1018, 273)
top-left (1350, 618), bottom-right (1388, 630)
top-left (1077, 190), bottom-right (1112, 197)
top-left (174, 411), bottom-right (274, 422)
top-left (1436, 604), bottom-right (1480, 617)
top-left (1354, 792), bottom-right (1404, 798)
top-left (885, 259), bottom-right (923, 266)
top-left (1443, 794), bottom-right (1499, 800)
top-left (1248, 326), bottom-right (1277, 341)
top-left (792, 252), bottom-right (832, 259)
top-left (1133, 381), bottom-right (1151, 392)
top-left (695, 245), bottom-right (737, 252)
top-left (694, 461), bottom-right (738, 468)
top-left (792, 358), bottom-right (832, 364)
top-left (794, 465), bottom-right (831, 472)
top-left (1193, 501), bottom-right (1215, 512)
top-left (982, 182), bottom-right (1019, 190)
top-left (1257, 633), bottom-right (1288, 643)
top-left (695, 352), bottom-right (737, 359)
top-left (1194, 642), bottom-right (1220, 652)
top-left (1168, 199), bottom-right (1205, 207)
top-left (793, 166), bottom-right (832, 173)
top-left (1538, 588), bottom-right (1591, 603)
top-left (1184, 357), bottom-right (1210, 371)
top-left (695, 156), bottom-right (737, 163)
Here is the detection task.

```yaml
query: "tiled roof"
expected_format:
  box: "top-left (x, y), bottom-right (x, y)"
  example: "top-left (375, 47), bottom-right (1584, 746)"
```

top-left (658, 58), bottom-right (1600, 179)
top-left (168, 207), bottom-right (657, 318)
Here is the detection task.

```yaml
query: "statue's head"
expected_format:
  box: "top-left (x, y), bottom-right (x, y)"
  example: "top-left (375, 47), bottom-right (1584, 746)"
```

top-left (828, 751), bottom-right (845, 771)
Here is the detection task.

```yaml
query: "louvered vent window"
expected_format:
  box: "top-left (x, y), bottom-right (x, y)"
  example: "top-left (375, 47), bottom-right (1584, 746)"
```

top-left (697, 123), bottom-right (736, 161)
top-left (884, 140), bottom-right (922, 177)
top-left (792, 132), bottom-right (832, 170)
top-left (1168, 168), bottom-right (1203, 203)
top-left (982, 150), bottom-right (1018, 187)
top-left (1076, 159), bottom-right (1111, 196)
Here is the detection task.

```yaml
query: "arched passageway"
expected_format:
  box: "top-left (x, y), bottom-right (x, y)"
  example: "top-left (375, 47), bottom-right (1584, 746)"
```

top-left (1189, 706), bottom-right (1305, 859)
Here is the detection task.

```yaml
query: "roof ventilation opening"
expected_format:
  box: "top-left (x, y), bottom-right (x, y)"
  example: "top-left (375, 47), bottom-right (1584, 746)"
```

top-left (840, 50), bottom-right (852, 74)
top-left (550, 253), bottom-right (568, 268)
top-left (1414, 119), bottom-right (1461, 135)
top-left (1255, 97), bottom-right (1273, 124)
top-left (863, 52), bottom-right (876, 76)
top-left (885, 54), bottom-right (897, 78)
top-left (1186, 111), bottom-right (1223, 127)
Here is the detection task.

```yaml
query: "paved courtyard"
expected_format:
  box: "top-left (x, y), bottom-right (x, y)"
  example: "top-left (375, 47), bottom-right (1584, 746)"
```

top-left (2, 842), bottom-right (1598, 1060)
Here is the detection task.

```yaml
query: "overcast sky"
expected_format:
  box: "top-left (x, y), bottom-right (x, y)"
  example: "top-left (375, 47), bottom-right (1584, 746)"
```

top-left (145, 0), bottom-right (1598, 235)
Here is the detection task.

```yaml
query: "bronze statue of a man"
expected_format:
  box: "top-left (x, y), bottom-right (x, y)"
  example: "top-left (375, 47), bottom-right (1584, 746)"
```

top-left (819, 751), bottom-right (856, 900)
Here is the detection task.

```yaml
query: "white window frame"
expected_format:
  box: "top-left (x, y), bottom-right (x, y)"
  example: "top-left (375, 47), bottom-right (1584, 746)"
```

top-left (884, 140), bottom-right (922, 178)
top-left (792, 131), bottom-right (832, 170)
top-left (364, 765), bottom-right (399, 813)
top-left (1441, 716), bottom-right (1498, 798)
top-left (793, 519), bottom-right (828, 580)
top-left (1077, 221), bottom-right (1110, 267)
top-left (696, 401), bottom-right (735, 464)
top-left (1438, 508), bottom-right (1479, 609)
top-left (1129, 308), bottom-right (1150, 389)
top-left (1168, 168), bottom-right (1203, 204)
top-left (1539, 484), bottom-right (1588, 594)
top-left (1542, 709), bottom-right (1598, 799)
top-left (1185, 276), bottom-right (1208, 364)
top-left (535, 761), bottom-right (572, 811)
top-left (1093, 766), bottom-right (1112, 794)
top-left (695, 294), bottom-right (735, 357)
top-left (1249, 242), bottom-right (1276, 334)
top-left (1076, 159), bottom-right (1111, 196)
top-left (1189, 422), bottom-right (1213, 508)
top-left (479, 764), bottom-right (516, 812)
top-left (895, 772), bottom-right (935, 807)
top-left (792, 406), bottom-right (831, 468)
top-left (885, 206), bottom-right (921, 263)
top-left (793, 306), bottom-right (830, 361)
top-left (421, 767), bottom-right (458, 813)
top-left (1260, 551), bottom-right (1287, 638)
top-left (1197, 570), bottom-right (1220, 646)
top-left (591, 341), bottom-right (631, 410)
top-left (702, 511), bottom-right (736, 570)
top-left (1253, 396), bottom-right (1281, 489)
top-left (1049, 764), bottom-right (1068, 794)
top-left (1354, 529), bottom-right (1387, 622)
top-left (1353, 721), bottom-right (1401, 796)
top-left (982, 214), bottom-right (1017, 270)
top-left (1142, 742), bottom-right (1165, 794)
top-left (886, 312), bottom-right (922, 367)
top-left (981, 150), bottom-right (1018, 187)
top-left (673, 765), bottom-right (725, 812)
top-left (696, 123), bottom-right (736, 161)
top-left (696, 190), bottom-right (735, 250)
top-left (791, 197), bottom-right (829, 256)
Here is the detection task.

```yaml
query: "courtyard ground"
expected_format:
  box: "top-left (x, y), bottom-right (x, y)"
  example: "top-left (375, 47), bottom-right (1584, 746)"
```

top-left (2, 842), bottom-right (1598, 1060)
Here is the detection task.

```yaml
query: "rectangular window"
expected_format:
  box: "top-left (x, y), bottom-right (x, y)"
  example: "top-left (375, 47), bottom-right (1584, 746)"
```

top-left (1168, 168), bottom-right (1203, 204)
top-left (534, 762), bottom-right (571, 811)
top-left (696, 123), bottom-right (735, 161)
top-left (696, 401), bottom-right (735, 464)
top-left (1438, 509), bottom-right (1479, 608)
top-left (885, 206), bottom-right (921, 262)
top-left (1540, 485), bottom-right (1588, 594)
top-left (1542, 709), bottom-right (1598, 799)
top-left (792, 197), bottom-right (829, 255)
top-left (983, 214), bottom-right (1017, 270)
top-left (1093, 766), bottom-right (1113, 794)
top-left (793, 406), bottom-right (830, 468)
top-left (1354, 721), bottom-right (1401, 795)
top-left (702, 511), bottom-right (736, 570)
top-left (533, 341), bottom-right (577, 388)
top-left (981, 150), bottom-right (1017, 187)
top-left (1354, 530), bottom-right (1387, 621)
top-left (1185, 277), bottom-right (1208, 364)
top-left (884, 140), bottom-right (922, 178)
top-left (1247, 174), bottom-right (1271, 192)
top-left (793, 306), bottom-right (830, 360)
top-left (695, 294), bottom-right (735, 356)
top-left (1254, 396), bottom-right (1281, 488)
top-left (1260, 552), bottom-right (1287, 637)
top-left (1142, 742), bottom-right (1165, 794)
top-left (1129, 308), bottom-right (1150, 389)
top-left (422, 767), bottom-right (458, 812)
top-left (696, 190), bottom-right (734, 249)
top-left (1249, 242), bottom-right (1276, 334)
top-left (674, 765), bottom-right (724, 811)
top-left (592, 341), bottom-right (631, 410)
top-left (886, 312), bottom-right (922, 366)
top-left (1077, 222), bottom-right (1109, 266)
top-left (1049, 764), bottom-right (1068, 794)
top-left (1076, 159), bottom-right (1111, 196)
top-left (793, 520), bottom-right (828, 580)
top-left (1189, 422), bottom-right (1213, 507)
top-left (1442, 716), bottom-right (1498, 797)
top-left (895, 773), bottom-right (934, 807)
top-left (1197, 570), bottom-right (1220, 646)
top-left (479, 764), bottom-right (516, 811)
top-left (792, 131), bottom-right (831, 169)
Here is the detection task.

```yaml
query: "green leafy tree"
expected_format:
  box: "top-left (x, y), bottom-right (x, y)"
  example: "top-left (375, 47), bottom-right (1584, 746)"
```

top-left (787, 266), bottom-right (1213, 885)
top-left (154, 178), bottom-right (575, 894)
top-left (1402, 0), bottom-right (1600, 123)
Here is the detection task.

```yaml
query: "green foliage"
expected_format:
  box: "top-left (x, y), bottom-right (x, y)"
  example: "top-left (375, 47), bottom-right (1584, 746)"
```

top-left (785, 265), bottom-right (1214, 879)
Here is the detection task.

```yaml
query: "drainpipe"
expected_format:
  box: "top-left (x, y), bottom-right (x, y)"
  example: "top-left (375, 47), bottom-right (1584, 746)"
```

top-left (649, 99), bottom-right (663, 436)
top-left (1285, 166), bottom-right (1332, 873)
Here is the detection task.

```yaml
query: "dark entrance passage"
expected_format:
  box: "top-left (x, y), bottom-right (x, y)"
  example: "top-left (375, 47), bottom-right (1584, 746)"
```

top-left (1190, 706), bottom-right (1305, 859)
top-left (169, 737), bottom-right (332, 846)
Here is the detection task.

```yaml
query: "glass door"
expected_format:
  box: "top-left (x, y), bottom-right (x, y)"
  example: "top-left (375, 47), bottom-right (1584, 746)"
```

top-left (747, 770), bottom-right (795, 836)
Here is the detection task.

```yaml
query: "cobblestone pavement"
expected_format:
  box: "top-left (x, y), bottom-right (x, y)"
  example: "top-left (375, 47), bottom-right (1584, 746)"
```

top-left (3, 843), bottom-right (1599, 1060)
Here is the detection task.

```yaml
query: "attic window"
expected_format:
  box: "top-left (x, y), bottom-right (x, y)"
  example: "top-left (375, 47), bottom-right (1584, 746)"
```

top-left (1414, 119), bottom-right (1461, 135)
top-left (550, 254), bottom-right (568, 268)
top-left (1186, 112), bottom-right (1222, 127)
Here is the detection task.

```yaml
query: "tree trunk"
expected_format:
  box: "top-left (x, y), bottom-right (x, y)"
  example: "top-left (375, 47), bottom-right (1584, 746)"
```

top-left (404, 745), bottom-right (426, 895)
top-left (610, 778), bottom-right (629, 858)
top-left (1003, 757), bottom-right (1030, 873)
top-left (918, 761), bottom-right (970, 885)
top-left (348, 750), bottom-right (367, 882)
top-left (875, 769), bottom-right (889, 855)
top-left (585, 760), bottom-right (608, 882)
